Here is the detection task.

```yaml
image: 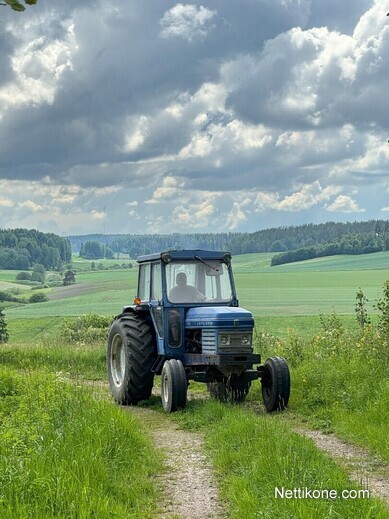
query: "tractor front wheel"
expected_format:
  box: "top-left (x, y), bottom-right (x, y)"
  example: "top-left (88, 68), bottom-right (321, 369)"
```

top-left (161, 359), bottom-right (187, 413)
top-left (107, 313), bottom-right (155, 405)
top-left (261, 356), bottom-right (290, 411)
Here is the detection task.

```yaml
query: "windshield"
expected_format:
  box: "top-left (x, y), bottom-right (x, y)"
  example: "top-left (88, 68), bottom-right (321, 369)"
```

top-left (166, 259), bottom-right (233, 304)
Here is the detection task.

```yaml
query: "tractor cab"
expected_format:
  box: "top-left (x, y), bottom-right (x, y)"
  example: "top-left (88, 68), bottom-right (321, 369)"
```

top-left (107, 250), bottom-right (290, 413)
top-left (130, 250), bottom-right (250, 357)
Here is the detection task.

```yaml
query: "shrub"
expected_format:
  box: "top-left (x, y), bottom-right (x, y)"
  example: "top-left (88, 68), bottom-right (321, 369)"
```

top-left (29, 292), bottom-right (49, 303)
top-left (63, 270), bottom-right (76, 286)
top-left (355, 287), bottom-right (371, 329)
top-left (16, 271), bottom-right (31, 281)
top-left (0, 291), bottom-right (23, 303)
top-left (375, 280), bottom-right (389, 343)
top-left (58, 314), bottom-right (113, 344)
top-left (0, 306), bottom-right (9, 344)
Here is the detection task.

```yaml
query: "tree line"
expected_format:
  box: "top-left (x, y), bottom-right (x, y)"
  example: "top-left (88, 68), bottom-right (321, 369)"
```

top-left (0, 229), bottom-right (72, 270)
top-left (68, 220), bottom-right (389, 261)
top-left (271, 231), bottom-right (389, 266)
top-left (70, 233), bottom-right (238, 259)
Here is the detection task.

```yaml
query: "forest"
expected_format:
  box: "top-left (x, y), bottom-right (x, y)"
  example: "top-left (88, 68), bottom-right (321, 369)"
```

top-left (68, 220), bottom-right (389, 262)
top-left (0, 229), bottom-right (72, 270)
top-left (271, 229), bottom-right (389, 266)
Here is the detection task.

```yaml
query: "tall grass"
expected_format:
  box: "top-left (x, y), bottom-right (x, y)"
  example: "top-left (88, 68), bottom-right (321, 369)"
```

top-left (1, 315), bottom-right (112, 379)
top-left (256, 311), bottom-right (389, 462)
top-left (0, 367), bottom-right (162, 518)
top-left (0, 339), bottom-right (106, 380)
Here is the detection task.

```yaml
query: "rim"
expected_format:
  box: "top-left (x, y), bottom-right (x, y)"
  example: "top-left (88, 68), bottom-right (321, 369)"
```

top-left (162, 372), bottom-right (169, 402)
top-left (111, 333), bottom-right (126, 387)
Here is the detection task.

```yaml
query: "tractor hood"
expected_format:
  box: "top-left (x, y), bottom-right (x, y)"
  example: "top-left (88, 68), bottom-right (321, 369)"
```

top-left (185, 306), bottom-right (254, 330)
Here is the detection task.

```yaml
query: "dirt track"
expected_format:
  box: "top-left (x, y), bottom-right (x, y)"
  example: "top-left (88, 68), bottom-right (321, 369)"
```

top-left (295, 427), bottom-right (389, 506)
top-left (88, 381), bottom-right (389, 515)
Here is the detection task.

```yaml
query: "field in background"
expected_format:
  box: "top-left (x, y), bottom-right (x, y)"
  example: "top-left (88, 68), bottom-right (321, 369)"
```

top-left (2, 251), bottom-right (388, 340)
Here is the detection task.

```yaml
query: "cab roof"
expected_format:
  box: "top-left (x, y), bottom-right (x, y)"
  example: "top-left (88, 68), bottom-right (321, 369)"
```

top-left (137, 250), bottom-right (231, 263)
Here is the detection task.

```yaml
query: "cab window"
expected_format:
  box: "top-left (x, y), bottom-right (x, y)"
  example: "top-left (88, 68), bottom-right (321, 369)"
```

top-left (138, 263), bottom-right (151, 302)
top-left (151, 263), bottom-right (162, 301)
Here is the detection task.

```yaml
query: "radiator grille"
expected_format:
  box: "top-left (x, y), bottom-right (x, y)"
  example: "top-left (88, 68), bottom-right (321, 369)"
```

top-left (201, 330), bottom-right (217, 353)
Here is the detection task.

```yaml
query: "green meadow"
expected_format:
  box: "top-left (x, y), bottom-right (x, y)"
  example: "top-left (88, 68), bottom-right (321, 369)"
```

top-left (2, 251), bottom-right (389, 339)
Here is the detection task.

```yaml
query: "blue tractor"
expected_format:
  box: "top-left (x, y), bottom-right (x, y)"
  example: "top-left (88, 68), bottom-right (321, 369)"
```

top-left (107, 250), bottom-right (290, 413)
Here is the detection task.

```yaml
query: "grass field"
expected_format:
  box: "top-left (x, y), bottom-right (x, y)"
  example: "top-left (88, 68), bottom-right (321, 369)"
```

top-left (2, 251), bottom-right (388, 339)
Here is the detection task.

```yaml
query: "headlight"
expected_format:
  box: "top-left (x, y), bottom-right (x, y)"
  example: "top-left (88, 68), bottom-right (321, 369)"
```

top-left (241, 335), bottom-right (251, 345)
top-left (220, 334), bottom-right (230, 346)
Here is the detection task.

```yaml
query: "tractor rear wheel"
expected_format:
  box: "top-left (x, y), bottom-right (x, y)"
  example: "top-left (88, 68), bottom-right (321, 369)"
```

top-left (107, 313), bottom-right (155, 405)
top-left (207, 375), bottom-right (251, 403)
top-left (161, 359), bottom-right (187, 413)
top-left (261, 356), bottom-right (290, 411)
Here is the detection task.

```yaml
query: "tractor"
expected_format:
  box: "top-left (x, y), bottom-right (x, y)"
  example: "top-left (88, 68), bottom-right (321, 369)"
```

top-left (107, 250), bottom-right (290, 413)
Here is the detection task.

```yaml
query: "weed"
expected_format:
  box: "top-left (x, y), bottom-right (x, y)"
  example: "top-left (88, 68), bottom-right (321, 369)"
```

top-left (375, 280), bottom-right (389, 343)
top-left (355, 287), bottom-right (371, 329)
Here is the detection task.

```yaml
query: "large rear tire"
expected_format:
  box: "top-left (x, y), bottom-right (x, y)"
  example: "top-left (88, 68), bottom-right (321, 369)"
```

top-left (161, 359), bottom-right (187, 413)
top-left (107, 313), bottom-right (155, 405)
top-left (261, 356), bottom-right (290, 411)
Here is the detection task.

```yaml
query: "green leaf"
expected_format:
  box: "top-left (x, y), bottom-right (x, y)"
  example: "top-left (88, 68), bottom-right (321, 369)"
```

top-left (5, 0), bottom-right (25, 11)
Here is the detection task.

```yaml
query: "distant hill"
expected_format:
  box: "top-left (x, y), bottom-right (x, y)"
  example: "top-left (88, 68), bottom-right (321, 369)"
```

top-left (68, 220), bottom-right (389, 264)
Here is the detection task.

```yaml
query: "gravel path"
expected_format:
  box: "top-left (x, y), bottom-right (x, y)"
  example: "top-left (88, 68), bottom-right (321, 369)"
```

top-left (86, 381), bottom-right (389, 512)
top-left (294, 427), bottom-right (389, 506)
top-left (129, 406), bottom-right (226, 519)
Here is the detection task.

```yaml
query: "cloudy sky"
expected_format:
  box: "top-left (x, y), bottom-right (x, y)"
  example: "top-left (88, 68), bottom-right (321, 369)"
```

top-left (0, 0), bottom-right (388, 235)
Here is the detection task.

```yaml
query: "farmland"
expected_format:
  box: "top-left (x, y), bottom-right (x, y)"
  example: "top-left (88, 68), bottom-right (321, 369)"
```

top-left (2, 251), bottom-right (389, 338)
top-left (0, 251), bottom-right (388, 517)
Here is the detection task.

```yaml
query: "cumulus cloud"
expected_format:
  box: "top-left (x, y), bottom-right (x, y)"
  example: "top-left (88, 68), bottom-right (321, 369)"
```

top-left (326, 195), bottom-right (365, 213)
top-left (172, 197), bottom-right (216, 229)
top-left (226, 202), bottom-right (247, 230)
top-left (19, 200), bottom-right (44, 212)
top-left (0, 24), bottom-right (75, 112)
top-left (146, 175), bottom-right (184, 204)
top-left (254, 181), bottom-right (342, 212)
top-left (0, 197), bottom-right (13, 207)
top-left (160, 4), bottom-right (217, 42)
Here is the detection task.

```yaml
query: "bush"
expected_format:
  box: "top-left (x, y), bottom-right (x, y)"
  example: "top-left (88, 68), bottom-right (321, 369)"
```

top-left (63, 270), bottom-right (76, 286)
top-left (29, 292), bottom-right (49, 303)
top-left (16, 271), bottom-right (31, 281)
top-left (0, 291), bottom-right (23, 303)
top-left (0, 306), bottom-right (9, 344)
top-left (58, 314), bottom-right (113, 344)
top-left (375, 280), bottom-right (389, 343)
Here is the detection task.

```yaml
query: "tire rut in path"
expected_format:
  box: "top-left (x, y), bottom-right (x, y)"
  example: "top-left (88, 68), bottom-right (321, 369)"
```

top-left (294, 427), bottom-right (389, 506)
top-left (128, 407), bottom-right (227, 519)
